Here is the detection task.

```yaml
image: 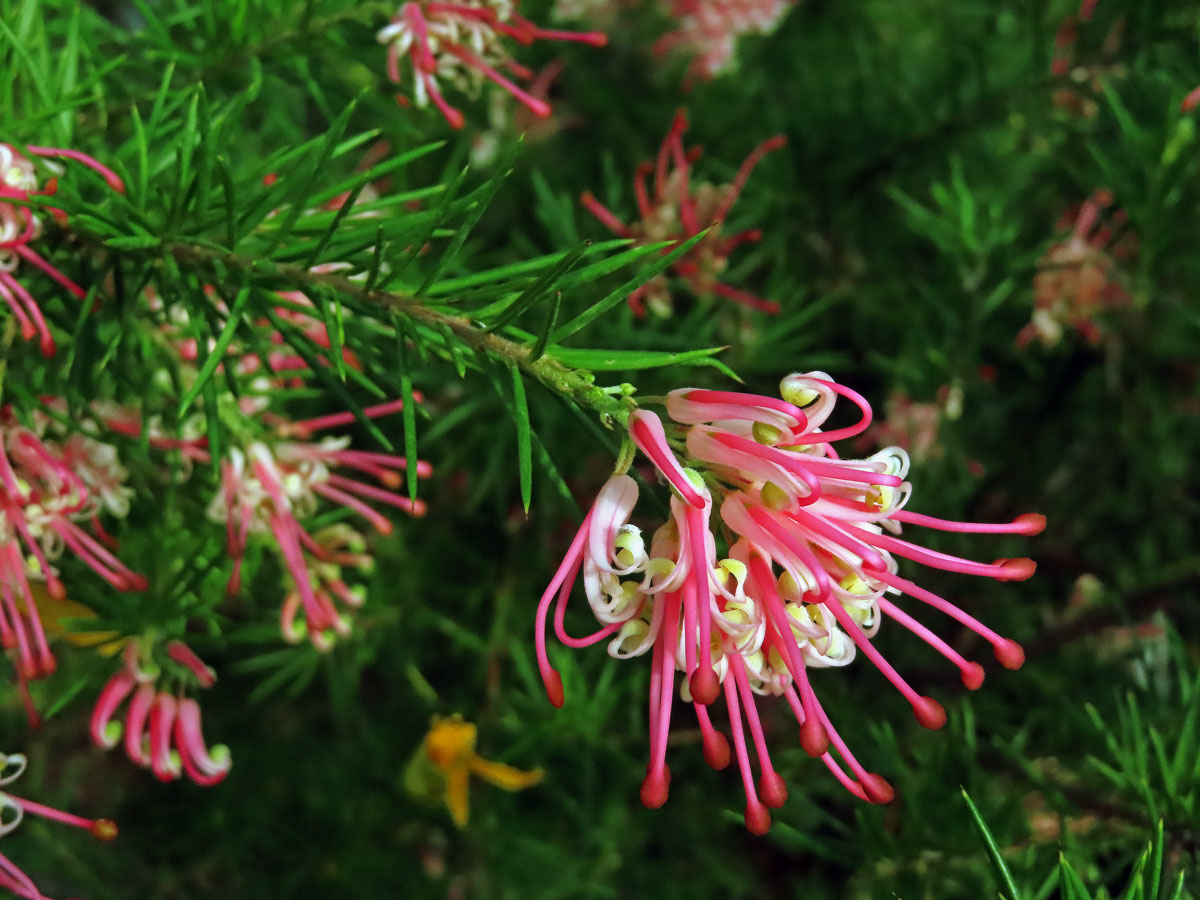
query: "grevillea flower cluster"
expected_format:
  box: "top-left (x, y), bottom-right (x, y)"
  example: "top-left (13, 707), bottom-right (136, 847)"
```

top-left (654, 0), bottom-right (796, 83)
top-left (1018, 189), bottom-right (1135, 349)
top-left (0, 143), bottom-right (124, 357)
top-left (0, 750), bottom-right (116, 899)
top-left (0, 406), bottom-right (145, 682)
top-left (536, 374), bottom-right (1042, 833)
top-left (208, 399), bottom-right (430, 650)
top-left (581, 109), bottom-right (785, 316)
top-left (376, 1), bottom-right (606, 129)
top-left (1048, 1), bottom-right (1124, 119)
top-left (91, 641), bottom-right (230, 786)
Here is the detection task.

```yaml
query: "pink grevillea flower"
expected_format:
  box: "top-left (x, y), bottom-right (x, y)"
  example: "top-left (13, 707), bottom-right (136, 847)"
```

top-left (1048, 5), bottom-right (1126, 119)
top-left (654, 0), bottom-right (795, 83)
top-left (0, 413), bottom-right (145, 681)
top-left (0, 750), bottom-right (117, 900)
top-left (1018, 189), bottom-right (1135, 349)
top-left (376, 1), bottom-right (606, 129)
top-left (0, 143), bottom-right (124, 357)
top-left (580, 109), bottom-right (785, 316)
top-left (208, 400), bottom-right (430, 648)
top-left (90, 641), bottom-right (230, 786)
top-left (536, 375), bottom-right (1042, 833)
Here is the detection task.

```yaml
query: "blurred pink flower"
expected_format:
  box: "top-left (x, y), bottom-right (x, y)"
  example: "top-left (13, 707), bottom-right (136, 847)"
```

top-left (376, 1), bottom-right (606, 129)
top-left (536, 374), bottom-right (1041, 833)
top-left (581, 109), bottom-right (785, 315)
top-left (655, 0), bottom-right (796, 83)
top-left (1019, 189), bottom-right (1135, 349)
top-left (0, 143), bottom-right (124, 356)
top-left (0, 408), bottom-right (145, 681)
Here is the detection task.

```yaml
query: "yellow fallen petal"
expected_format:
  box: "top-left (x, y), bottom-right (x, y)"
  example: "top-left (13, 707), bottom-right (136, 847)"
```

top-left (25, 585), bottom-right (125, 655)
top-left (423, 715), bottom-right (477, 771)
top-left (443, 764), bottom-right (471, 828)
top-left (468, 756), bottom-right (545, 793)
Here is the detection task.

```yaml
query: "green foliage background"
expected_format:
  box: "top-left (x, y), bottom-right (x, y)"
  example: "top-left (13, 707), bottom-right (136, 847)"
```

top-left (1, 0), bottom-right (1198, 898)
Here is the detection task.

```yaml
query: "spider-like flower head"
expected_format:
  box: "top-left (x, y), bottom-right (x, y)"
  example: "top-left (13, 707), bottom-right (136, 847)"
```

top-left (536, 374), bottom-right (1042, 833)
top-left (209, 399), bottom-right (430, 649)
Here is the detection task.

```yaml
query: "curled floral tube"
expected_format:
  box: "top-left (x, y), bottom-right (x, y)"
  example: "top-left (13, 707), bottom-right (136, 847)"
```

top-left (91, 641), bottom-right (230, 787)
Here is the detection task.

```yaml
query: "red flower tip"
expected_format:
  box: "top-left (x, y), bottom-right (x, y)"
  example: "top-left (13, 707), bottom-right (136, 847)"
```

top-left (861, 773), bottom-right (895, 805)
top-left (1013, 513), bottom-right (1047, 535)
top-left (702, 731), bottom-right (731, 770)
top-left (90, 819), bottom-right (119, 841)
top-left (640, 769), bottom-right (670, 809)
top-left (995, 557), bottom-right (1037, 581)
top-left (799, 717), bottom-right (829, 757)
top-left (688, 666), bottom-right (720, 706)
top-left (543, 670), bottom-right (564, 708)
top-left (744, 800), bottom-right (771, 835)
top-left (994, 639), bottom-right (1026, 670)
top-left (960, 662), bottom-right (986, 691)
top-left (1183, 85), bottom-right (1200, 113)
top-left (758, 772), bottom-right (788, 809)
top-left (761, 135), bottom-right (788, 152)
top-left (913, 696), bottom-right (947, 730)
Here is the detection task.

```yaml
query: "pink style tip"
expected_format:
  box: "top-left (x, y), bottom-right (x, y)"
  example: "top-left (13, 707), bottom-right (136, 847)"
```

top-left (994, 557), bottom-right (1037, 581)
top-left (543, 670), bottom-right (565, 708)
top-left (640, 769), bottom-right (670, 809)
top-left (688, 667), bottom-right (720, 706)
top-left (702, 731), bottom-right (731, 770)
top-left (799, 718), bottom-right (829, 758)
top-left (1013, 513), bottom-right (1047, 535)
top-left (744, 800), bottom-right (772, 835)
top-left (758, 772), bottom-right (788, 809)
top-left (861, 773), bottom-right (895, 805)
top-left (912, 696), bottom-right (947, 731)
top-left (961, 662), bottom-right (986, 691)
top-left (994, 639), bottom-right (1026, 670)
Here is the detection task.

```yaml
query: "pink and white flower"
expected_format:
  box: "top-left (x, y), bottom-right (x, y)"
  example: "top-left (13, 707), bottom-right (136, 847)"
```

top-left (208, 399), bottom-right (430, 648)
top-left (90, 640), bottom-right (231, 786)
top-left (580, 109), bottom-right (785, 315)
top-left (0, 143), bottom-right (124, 356)
top-left (376, 1), bottom-right (606, 129)
top-left (1019, 190), bottom-right (1135, 349)
top-left (0, 410), bottom-right (145, 681)
top-left (536, 374), bottom-right (1042, 833)
top-left (654, 0), bottom-right (796, 83)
